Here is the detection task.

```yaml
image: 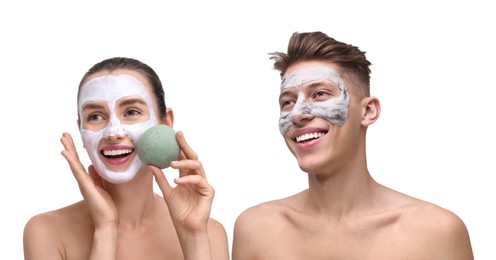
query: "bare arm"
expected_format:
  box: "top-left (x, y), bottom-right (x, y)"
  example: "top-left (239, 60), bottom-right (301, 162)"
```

top-left (60, 132), bottom-right (118, 260)
top-left (232, 209), bottom-right (260, 260)
top-left (23, 214), bottom-right (64, 260)
top-left (208, 219), bottom-right (230, 260)
top-left (405, 203), bottom-right (474, 260)
top-left (152, 131), bottom-right (229, 260)
top-left (432, 212), bottom-right (474, 260)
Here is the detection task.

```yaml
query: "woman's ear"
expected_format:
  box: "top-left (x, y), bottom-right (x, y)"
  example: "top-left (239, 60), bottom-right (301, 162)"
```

top-left (162, 107), bottom-right (174, 127)
top-left (361, 96), bottom-right (380, 126)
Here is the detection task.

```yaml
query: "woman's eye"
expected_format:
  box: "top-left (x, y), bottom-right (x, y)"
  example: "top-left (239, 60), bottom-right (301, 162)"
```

top-left (124, 108), bottom-right (142, 117)
top-left (87, 113), bottom-right (105, 122)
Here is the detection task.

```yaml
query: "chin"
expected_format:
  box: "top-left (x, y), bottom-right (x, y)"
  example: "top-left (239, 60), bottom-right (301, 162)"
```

top-left (297, 158), bottom-right (323, 174)
top-left (96, 168), bottom-right (138, 184)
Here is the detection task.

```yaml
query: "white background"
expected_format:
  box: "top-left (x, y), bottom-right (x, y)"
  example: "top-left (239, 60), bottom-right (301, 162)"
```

top-left (1, 1), bottom-right (495, 259)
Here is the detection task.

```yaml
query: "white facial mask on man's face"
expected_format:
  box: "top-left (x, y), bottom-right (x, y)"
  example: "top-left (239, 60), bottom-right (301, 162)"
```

top-left (278, 67), bottom-right (350, 135)
top-left (78, 74), bottom-right (158, 183)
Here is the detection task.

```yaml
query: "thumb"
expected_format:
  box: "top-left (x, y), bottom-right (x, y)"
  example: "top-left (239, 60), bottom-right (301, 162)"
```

top-left (149, 165), bottom-right (172, 197)
top-left (88, 165), bottom-right (104, 188)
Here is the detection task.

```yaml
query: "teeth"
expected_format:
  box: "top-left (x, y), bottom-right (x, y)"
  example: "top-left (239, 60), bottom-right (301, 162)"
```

top-left (103, 149), bottom-right (133, 156)
top-left (296, 132), bottom-right (325, 142)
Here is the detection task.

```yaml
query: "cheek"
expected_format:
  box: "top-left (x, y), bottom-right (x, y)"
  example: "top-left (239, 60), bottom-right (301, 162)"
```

top-left (81, 121), bottom-right (107, 132)
top-left (347, 102), bottom-right (364, 124)
top-left (311, 100), bottom-right (349, 126)
top-left (80, 129), bottom-right (104, 151)
top-left (279, 112), bottom-right (292, 135)
top-left (121, 119), bottom-right (158, 143)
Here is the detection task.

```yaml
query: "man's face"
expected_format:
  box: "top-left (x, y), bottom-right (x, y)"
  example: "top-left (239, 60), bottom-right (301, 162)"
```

top-left (279, 66), bottom-right (350, 135)
top-left (278, 60), bottom-right (360, 174)
top-left (78, 71), bottom-right (158, 183)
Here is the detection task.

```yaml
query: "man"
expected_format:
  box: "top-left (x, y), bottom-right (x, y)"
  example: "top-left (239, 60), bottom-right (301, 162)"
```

top-left (232, 31), bottom-right (473, 259)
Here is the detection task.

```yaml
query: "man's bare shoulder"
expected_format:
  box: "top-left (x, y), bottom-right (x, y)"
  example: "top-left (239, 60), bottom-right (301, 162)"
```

top-left (387, 190), bottom-right (466, 231)
top-left (234, 193), bottom-right (303, 238)
top-left (383, 190), bottom-right (474, 259)
top-left (237, 195), bottom-right (296, 220)
top-left (233, 188), bottom-right (473, 259)
top-left (232, 195), bottom-right (301, 259)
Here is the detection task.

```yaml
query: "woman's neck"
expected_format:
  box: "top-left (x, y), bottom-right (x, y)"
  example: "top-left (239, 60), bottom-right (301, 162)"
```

top-left (104, 169), bottom-right (159, 228)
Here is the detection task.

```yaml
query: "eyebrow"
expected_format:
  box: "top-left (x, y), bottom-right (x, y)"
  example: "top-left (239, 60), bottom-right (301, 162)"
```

top-left (279, 80), bottom-right (340, 101)
top-left (82, 103), bottom-right (106, 111)
top-left (282, 80), bottom-right (337, 93)
top-left (279, 91), bottom-right (290, 100)
top-left (305, 80), bottom-right (338, 89)
top-left (118, 98), bottom-right (148, 107)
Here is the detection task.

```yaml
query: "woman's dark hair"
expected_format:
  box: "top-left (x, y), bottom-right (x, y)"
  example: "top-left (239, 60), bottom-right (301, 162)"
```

top-left (78, 57), bottom-right (167, 119)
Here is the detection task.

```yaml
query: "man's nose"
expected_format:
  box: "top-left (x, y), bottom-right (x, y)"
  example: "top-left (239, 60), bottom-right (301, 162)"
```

top-left (291, 100), bottom-right (314, 123)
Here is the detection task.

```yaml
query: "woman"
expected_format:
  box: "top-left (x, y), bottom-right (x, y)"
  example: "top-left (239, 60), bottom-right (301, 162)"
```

top-left (23, 57), bottom-right (229, 260)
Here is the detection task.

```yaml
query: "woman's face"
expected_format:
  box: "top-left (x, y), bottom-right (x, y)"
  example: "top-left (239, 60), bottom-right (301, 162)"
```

top-left (78, 69), bottom-right (160, 183)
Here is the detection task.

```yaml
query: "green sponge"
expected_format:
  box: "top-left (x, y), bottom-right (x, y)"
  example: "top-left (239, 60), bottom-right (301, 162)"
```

top-left (137, 125), bottom-right (180, 169)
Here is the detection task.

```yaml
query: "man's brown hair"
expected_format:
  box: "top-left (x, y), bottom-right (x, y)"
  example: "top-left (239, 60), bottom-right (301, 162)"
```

top-left (270, 31), bottom-right (372, 96)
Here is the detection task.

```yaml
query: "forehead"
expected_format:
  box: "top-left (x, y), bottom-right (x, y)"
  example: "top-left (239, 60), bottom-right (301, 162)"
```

top-left (78, 71), bottom-right (154, 111)
top-left (284, 60), bottom-right (343, 78)
top-left (81, 69), bottom-right (153, 95)
top-left (281, 61), bottom-right (344, 91)
top-left (281, 67), bottom-right (342, 91)
top-left (283, 60), bottom-right (361, 96)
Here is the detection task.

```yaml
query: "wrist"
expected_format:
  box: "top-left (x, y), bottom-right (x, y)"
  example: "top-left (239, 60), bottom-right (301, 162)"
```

top-left (176, 232), bottom-right (212, 260)
top-left (93, 225), bottom-right (117, 242)
top-left (90, 226), bottom-right (117, 259)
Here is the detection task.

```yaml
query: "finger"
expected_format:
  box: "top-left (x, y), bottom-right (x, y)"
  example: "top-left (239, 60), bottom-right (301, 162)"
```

top-left (149, 165), bottom-right (172, 196)
top-left (170, 159), bottom-right (206, 178)
top-left (174, 175), bottom-right (214, 197)
top-left (60, 146), bottom-right (86, 182)
top-left (60, 133), bottom-right (92, 187)
top-left (60, 132), bottom-right (81, 161)
top-left (175, 131), bottom-right (198, 160)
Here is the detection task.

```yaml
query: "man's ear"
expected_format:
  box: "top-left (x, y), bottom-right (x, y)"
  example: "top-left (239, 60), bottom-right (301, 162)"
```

top-left (361, 96), bottom-right (380, 126)
top-left (162, 107), bottom-right (174, 127)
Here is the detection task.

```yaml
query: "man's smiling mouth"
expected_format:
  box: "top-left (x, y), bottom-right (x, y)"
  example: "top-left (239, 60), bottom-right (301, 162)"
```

top-left (295, 132), bottom-right (327, 142)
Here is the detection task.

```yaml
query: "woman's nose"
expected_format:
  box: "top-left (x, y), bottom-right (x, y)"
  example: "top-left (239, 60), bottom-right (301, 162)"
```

top-left (103, 118), bottom-right (126, 139)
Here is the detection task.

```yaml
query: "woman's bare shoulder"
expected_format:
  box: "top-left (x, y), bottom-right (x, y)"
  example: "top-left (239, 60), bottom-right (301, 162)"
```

top-left (24, 201), bottom-right (90, 239)
top-left (207, 216), bottom-right (228, 241)
top-left (23, 201), bottom-right (91, 259)
top-left (27, 201), bottom-right (88, 224)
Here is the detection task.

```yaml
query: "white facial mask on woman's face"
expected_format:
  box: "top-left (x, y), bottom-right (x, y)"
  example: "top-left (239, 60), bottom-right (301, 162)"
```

top-left (278, 67), bottom-right (350, 134)
top-left (78, 74), bottom-right (158, 183)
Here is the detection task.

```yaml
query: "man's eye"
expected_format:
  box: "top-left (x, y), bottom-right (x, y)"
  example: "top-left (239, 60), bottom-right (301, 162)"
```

top-left (281, 99), bottom-right (295, 109)
top-left (315, 91), bottom-right (328, 97)
top-left (314, 90), bottom-right (334, 101)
